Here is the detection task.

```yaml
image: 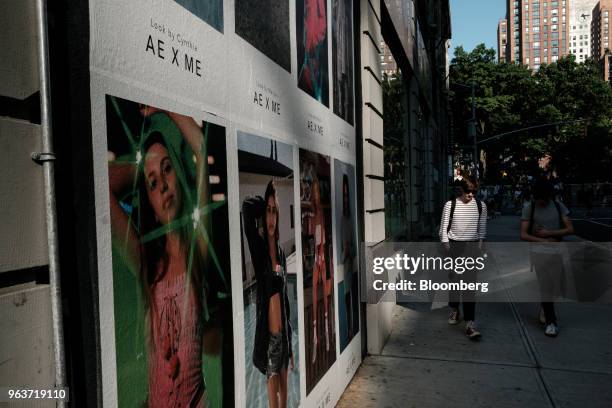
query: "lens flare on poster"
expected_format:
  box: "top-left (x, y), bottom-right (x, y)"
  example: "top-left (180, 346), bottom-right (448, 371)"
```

top-left (105, 95), bottom-right (233, 407)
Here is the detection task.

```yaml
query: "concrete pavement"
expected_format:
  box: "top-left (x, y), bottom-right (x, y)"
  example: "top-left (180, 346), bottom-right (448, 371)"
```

top-left (337, 216), bottom-right (612, 408)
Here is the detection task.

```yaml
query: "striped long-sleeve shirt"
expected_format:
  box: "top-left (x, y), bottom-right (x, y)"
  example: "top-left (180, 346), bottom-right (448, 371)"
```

top-left (439, 199), bottom-right (487, 242)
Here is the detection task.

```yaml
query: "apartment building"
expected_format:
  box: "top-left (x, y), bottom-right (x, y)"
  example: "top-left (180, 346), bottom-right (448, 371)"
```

top-left (498, 18), bottom-right (508, 62)
top-left (592, 0), bottom-right (612, 80)
top-left (506, 0), bottom-right (571, 69)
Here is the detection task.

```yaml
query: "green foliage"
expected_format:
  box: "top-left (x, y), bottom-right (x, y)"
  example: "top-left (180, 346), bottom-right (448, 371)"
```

top-left (450, 44), bottom-right (612, 183)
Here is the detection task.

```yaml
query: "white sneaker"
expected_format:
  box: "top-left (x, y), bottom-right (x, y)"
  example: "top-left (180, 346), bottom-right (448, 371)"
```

top-left (465, 320), bottom-right (482, 340)
top-left (545, 323), bottom-right (559, 337)
top-left (448, 308), bottom-right (460, 325)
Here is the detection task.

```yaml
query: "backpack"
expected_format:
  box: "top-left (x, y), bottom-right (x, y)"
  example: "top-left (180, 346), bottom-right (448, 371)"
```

top-left (528, 200), bottom-right (563, 235)
top-left (447, 198), bottom-right (482, 234)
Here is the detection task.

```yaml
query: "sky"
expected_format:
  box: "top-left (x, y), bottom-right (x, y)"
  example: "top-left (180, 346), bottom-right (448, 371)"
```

top-left (449, 0), bottom-right (506, 58)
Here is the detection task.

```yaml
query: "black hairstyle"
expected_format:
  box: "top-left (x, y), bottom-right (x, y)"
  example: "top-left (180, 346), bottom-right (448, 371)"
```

top-left (264, 180), bottom-right (280, 242)
top-left (532, 177), bottom-right (555, 200)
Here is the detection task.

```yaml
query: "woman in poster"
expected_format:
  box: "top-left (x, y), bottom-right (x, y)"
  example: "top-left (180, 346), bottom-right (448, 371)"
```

top-left (242, 181), bottom-right (294, 408)
top-left (109, 107), bottom-right (221, 408)
top-left (340, 174), bottom-right (356, 339)
top-left (310, 176), bottom-right (330, 363)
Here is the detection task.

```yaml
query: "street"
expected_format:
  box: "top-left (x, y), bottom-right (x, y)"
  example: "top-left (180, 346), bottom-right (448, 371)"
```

top-left (338, 215), bottom-right (612, 408)
top-left (569, 207), bottom-right (612, 243)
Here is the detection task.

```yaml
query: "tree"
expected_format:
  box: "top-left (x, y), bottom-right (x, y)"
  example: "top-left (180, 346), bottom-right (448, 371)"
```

top-left (450, 44), bottom-right (612, 184)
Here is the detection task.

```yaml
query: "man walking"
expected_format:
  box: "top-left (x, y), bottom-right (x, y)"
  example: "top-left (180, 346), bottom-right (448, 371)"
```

top-left (520, 178), bottom-right (573, 337)
top-left (439, 176), bottom-right (487, 339)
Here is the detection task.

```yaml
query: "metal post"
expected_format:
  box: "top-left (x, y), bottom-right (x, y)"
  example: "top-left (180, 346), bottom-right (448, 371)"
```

top-left (470, 80), bottom-right (478, 176)
top-left (34, 0), bottom-right (67, 404)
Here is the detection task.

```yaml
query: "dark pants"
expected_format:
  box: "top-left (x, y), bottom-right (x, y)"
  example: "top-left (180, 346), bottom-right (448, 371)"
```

top-left (531, 252), bottom-right (563, 325)
top-left (447, 240), bottom-right (479, 322)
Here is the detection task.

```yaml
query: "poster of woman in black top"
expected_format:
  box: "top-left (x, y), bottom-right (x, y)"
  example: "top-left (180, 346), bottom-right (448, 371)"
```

top-left (238, 132), bottom-right (300, 407)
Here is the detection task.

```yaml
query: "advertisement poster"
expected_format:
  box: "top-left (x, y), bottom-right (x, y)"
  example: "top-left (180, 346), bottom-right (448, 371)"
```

top-left (299, 149), bottom-right (336, 394)
top-left (235, 0), bottom-right (291, 72)
top-left (333, 160), bottom-right (359, 351)
top-left (173, 0), bottom-right (224, 32)
top-left (105, 95), bottom-right (233, 407)
top-left (332, 0), bottom-right (354, 125)
top-left (297, 0), bottom-right (330, 106)
top-left (238, 132), bottom-right (301, 407)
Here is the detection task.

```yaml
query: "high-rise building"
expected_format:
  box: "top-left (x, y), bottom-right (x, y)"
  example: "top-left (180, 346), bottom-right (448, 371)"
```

top-left (568, 0), bottom-right (598, 62)
top-left (592, 0), bottom-right (612, 81)
top-left (380, 41), bottom-right (399, 77)
top-left (498, 18), bottom-right (508, 62)
top-left (505, 0), bottom-right (571, 70)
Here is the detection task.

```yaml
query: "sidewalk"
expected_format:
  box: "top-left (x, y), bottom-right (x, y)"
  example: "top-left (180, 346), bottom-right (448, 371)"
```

top-left (338, 216), bottom-right (612, 408)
